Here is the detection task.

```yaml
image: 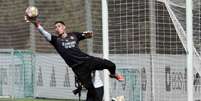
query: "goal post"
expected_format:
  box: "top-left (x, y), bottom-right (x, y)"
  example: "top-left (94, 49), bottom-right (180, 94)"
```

top-left (101, 0), bottom-right (110, 101)
top-left (186, 0), bottom-right (193, 101)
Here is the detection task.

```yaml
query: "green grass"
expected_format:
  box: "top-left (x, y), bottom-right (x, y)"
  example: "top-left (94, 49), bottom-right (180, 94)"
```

top-left (0, 98), bottom-right (82, 101)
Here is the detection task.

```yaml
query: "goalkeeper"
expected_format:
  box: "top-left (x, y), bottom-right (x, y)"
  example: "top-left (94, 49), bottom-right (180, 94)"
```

top-left (25, 16), bottom-right (124, 101)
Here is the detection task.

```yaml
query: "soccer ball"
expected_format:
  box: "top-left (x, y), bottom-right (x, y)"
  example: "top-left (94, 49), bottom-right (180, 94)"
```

top-left (25, 6), bottom-right (39, 18)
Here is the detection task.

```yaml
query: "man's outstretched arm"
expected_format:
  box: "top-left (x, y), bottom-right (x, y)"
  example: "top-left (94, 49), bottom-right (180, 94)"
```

top-left (25, 16), bottom-right (52, 41)
top-left (37, 24), bottom-right (52, 41)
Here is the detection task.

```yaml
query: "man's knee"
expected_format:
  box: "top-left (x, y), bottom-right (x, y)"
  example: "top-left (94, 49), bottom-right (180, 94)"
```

top-left (105, 60), bottom-right (116, 68)
top-left (110, 62), bottom-right (116, 68)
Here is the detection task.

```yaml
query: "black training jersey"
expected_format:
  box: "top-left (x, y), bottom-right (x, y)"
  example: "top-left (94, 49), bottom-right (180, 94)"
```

top-left (50, 32), bottom-right (93, 67)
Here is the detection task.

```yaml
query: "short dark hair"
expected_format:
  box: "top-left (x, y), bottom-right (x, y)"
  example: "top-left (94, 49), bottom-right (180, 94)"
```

top-left (54, 21), bottom-right (65, 25)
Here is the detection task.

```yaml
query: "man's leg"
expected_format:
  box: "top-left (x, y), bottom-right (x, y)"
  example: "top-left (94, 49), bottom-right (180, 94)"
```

top-left (86, 91), bottom-right (93, 101)
top-left (81, 76), bottom-right (101, 101)
top-left (90, 58), bottom-right (124, 81)
top-left (86, 86), bottom-right (104, 101)
top-left (90, 58), bottom-right (116, 74)
top-left (86, 89), bottom-right (96, 101)
top-left (72, 64), bottom-right (101, 101)
top-left (95, 86), bottom-right (104, 101)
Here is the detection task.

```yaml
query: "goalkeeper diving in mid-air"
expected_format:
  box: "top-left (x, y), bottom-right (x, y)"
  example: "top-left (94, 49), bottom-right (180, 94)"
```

top-left (24, 6), bottom-right (124, 101)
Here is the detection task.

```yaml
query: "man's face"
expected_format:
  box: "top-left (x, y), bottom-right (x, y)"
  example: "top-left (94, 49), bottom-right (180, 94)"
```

top-left (54, 23), bottom-right (66, 36)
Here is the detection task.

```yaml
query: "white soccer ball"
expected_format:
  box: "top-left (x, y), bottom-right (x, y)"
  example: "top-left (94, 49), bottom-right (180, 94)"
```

top-left (25, 6), bottom-right (39, 18)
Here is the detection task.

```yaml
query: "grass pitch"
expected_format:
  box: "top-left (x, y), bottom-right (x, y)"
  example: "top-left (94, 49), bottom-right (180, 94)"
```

top-left (0, 98), bottom-right (82, 101)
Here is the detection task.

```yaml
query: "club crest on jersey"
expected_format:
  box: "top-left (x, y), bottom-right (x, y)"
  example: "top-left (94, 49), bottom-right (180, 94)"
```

top-left (70, 36), bottom-right (74, 40)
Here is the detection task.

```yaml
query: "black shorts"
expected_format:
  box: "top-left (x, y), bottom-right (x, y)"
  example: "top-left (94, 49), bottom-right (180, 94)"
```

top-left (72, 57), bottom-right (116, 88)
top-left (86, 86), bottom-right (104, 101)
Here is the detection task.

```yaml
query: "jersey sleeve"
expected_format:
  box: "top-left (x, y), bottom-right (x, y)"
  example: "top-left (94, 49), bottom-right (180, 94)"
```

top-left (38, 25), bottom-right (52, 41)
top-left (73, 32), bottom-right (86, 41)
top-left (50, 35), bottom-right (57, 46)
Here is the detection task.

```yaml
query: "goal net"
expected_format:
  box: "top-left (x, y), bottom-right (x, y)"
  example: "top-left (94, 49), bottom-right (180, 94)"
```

top-left (0, 49), bottom-right (34, 98)
top-left (162, 0), bottom-right (201, 100)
